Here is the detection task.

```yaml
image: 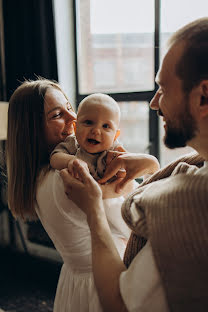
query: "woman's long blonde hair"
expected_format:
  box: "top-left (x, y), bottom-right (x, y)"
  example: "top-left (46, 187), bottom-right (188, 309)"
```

top-left (6, 78), bottom-right (69, 220)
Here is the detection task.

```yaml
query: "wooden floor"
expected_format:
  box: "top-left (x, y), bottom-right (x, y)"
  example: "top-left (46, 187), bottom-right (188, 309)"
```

top-left (0, 247), bottom-right (61, 312)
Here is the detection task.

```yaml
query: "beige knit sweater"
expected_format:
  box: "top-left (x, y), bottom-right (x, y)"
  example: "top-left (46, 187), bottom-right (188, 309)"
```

top-left (122, 152), bottom-right (208, 312)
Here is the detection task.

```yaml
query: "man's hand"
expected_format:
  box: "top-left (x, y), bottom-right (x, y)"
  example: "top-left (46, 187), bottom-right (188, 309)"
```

top-left (98, 153), bottom-right (160, 193)
top-left (105, 149), bottom-right (127, 180)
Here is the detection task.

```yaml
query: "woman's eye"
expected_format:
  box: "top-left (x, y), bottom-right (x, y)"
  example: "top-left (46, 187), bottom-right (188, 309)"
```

top-left (103, 124), bottom-right (110, 129)
top-left (52, 112), bottom-right (61, 118)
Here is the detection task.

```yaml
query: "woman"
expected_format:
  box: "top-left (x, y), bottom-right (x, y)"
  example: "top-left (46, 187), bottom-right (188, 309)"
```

top-left (6, 78), bottom-right (159, 311)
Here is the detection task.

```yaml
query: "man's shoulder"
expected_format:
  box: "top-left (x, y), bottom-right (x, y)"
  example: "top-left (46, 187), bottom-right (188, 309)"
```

top-left (149, 171), bottom-right (208, 196)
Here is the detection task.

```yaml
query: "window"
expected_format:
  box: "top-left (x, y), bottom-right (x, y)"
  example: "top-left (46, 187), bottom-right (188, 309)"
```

top-left (119, 101), bottom-right (149, 153)
top-left (74, 0), bottom-right (158, 161)
top-left (76, 0), bottom-right (155, 94)
top-left (74, 0), bottom-right (208, 166)
top-left (93, 59), bottom-right (116, 88)
top-left (160, 0), bottom-right (207, 165)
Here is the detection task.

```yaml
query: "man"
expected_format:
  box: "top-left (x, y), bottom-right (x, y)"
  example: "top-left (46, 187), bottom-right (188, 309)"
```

top-left (61, 18), bottom-right (208, 311)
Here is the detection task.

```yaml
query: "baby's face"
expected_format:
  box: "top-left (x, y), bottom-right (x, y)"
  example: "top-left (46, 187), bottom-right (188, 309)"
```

top-left (76, 100), bottom-right (120, 154)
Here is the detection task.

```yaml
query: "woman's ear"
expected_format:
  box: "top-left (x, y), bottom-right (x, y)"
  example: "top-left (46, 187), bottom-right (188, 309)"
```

top-left (199, 81), bottom-right (208, 119)
top-left (73, 121), bottom-right (77, 133)
top-left (114, 129), bottom-right (120, 141)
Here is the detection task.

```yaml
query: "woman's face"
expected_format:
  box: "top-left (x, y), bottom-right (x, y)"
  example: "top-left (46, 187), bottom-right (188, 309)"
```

top-left (44, 87), bottom-right (77, 151)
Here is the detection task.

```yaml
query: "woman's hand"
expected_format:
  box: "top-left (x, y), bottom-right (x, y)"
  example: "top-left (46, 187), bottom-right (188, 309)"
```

top-left (60, 159), bottom-right (102, 216)
top-left (98, 152), bottom-right (160, 193)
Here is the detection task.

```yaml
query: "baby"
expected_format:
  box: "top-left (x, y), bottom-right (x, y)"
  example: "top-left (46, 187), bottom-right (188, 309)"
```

top-left (50, 93), bottom-right (123, 181)
top-left (51, 93), bottom-right (132, 253)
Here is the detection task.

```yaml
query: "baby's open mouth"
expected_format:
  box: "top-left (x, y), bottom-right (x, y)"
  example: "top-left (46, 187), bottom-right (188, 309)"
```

top-left (88, 139), bottom-right (100, 145)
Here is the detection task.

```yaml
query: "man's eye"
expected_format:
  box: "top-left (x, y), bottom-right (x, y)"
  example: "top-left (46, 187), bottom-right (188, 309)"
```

top-left (158, 88), bottom-right (164, 95)
top-left (84, 120), bottom-right (93, 125)
top-left (103, 124), bottom-right (110, 129)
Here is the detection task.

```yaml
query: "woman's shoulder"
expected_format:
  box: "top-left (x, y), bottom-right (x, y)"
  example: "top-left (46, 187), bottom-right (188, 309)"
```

top-left (36, 169), bottom-right (63, 210)
top-left (36, 168), bottom-right (87, 226)
top-left (37, 168), bottom-right (61, 194)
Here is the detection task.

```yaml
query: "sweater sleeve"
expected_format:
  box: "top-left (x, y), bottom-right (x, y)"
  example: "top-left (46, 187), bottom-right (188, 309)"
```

top-left (50, 135), bottom-right (78, 157)
top-left (123, 171), bottom-right (208, 311)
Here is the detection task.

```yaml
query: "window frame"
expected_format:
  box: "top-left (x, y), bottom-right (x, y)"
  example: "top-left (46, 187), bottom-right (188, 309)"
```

top-left (73, 0), bottom-right (161, 160)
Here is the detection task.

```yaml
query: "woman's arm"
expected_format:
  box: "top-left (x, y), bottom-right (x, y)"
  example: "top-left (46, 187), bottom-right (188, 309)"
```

top-left (60, 161), bottom-right (128, 312)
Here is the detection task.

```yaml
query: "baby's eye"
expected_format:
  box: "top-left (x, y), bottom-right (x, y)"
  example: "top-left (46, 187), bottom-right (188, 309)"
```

top-left (103, 123), bottom-right (110, 129)
top-left (84, 120), bottom-right (93, 125)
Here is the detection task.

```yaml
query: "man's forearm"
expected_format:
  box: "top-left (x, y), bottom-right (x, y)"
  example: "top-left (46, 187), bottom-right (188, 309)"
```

top-left (87, 207), bottom-right (128, 312)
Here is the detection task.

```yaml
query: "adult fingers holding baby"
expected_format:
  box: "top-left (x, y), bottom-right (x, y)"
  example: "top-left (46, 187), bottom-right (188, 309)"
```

top-left (98, 153), bottom-right (160, 193)
top-left (106, 145), bottom-right (127, 179)
top-left (106, 145), bottom-right (127, 165)
top-left (67, 158), bottom-right (90, 181)
top-left (61, 159), bottom-right (103, 215)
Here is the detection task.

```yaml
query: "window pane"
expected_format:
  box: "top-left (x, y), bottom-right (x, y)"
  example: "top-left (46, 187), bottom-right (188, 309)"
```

top-left (118, 101), bottom-right (149, 153)
top-left (160, 0), bottom-right (208, 59)
top-left (77, 0), bottom-right (155, 94)
top-left (160, 0), bottom-right (208, 166)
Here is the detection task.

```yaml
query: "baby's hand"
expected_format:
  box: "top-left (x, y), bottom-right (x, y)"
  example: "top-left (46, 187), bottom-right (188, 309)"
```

top-left (68, 158), bottom-right (89, 180)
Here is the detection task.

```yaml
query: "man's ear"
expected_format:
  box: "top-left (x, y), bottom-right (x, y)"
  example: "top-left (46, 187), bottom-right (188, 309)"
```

top-left (114, 129), bottom-right (120, 141)
top-left (199, 81), bottom-right (208, 119)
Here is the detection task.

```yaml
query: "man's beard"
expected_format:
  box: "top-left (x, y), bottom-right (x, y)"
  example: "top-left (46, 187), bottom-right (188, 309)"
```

top-left (163, 98), bottom-right (198, 149)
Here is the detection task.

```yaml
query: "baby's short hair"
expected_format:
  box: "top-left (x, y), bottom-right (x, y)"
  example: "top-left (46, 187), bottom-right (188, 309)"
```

top-left (78, 93), bottom-right (120, 120)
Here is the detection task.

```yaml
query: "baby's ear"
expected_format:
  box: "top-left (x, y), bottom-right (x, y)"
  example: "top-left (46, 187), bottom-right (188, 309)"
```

top-left (114, 129), bottom-right (120, 141)
top-left (73, 121), bottom-right (77, 133)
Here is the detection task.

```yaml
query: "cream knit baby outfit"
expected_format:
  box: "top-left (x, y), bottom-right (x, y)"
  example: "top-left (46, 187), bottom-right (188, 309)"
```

top-left (51, 134), bottom-right (120, 180)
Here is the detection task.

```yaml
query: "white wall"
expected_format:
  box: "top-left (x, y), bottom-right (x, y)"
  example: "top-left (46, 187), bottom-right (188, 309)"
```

top-left (53, 0), bottom-right (76, 109)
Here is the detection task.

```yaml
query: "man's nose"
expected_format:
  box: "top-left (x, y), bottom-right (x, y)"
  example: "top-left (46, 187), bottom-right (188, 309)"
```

top-left (150, 91), bottom-right (160, 110)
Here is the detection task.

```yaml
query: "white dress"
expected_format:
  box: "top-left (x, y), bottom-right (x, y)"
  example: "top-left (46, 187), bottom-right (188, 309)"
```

top-left (35, 169), bottom-right (131, 312)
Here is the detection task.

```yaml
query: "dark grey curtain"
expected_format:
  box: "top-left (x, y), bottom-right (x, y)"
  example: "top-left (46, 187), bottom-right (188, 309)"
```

top-left (2, 0), bottom-right (58, 100)
top-left (0, 0), bottom-right (6, 100)
top-left (0, 0), bottom-right (58, 248)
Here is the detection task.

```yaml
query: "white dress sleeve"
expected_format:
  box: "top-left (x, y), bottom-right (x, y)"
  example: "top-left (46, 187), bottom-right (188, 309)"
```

top-left (36, 169), bottom-right (89, 230)
top-left (119, 241), bottom-right (169, 312)
top-left (103, 197), bottom-right (131, 239)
